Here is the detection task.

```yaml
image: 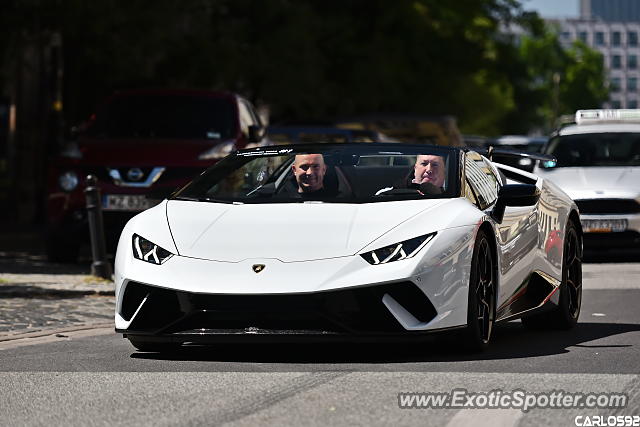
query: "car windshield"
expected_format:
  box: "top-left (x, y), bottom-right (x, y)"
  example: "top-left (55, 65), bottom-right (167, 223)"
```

top-left (172, 144), bottom-right (459, 203)
top-left (545, 133), bottom-right (640, 167)
top-left (85, 94), bottom-right (236, 139)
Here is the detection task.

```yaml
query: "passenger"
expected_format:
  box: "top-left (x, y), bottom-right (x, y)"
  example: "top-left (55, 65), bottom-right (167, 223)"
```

top-left (376, 154), bottom-right (446, 196)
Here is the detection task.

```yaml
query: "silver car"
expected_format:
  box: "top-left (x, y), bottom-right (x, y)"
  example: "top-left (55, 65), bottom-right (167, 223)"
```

top-left (533, 109), bottom-right (640, 251)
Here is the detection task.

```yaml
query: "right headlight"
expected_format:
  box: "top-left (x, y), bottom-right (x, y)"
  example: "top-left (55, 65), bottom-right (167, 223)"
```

top-left (360, 232), bottom-right (436, 265)
top-left (132, 234), bottom-right (174, 265)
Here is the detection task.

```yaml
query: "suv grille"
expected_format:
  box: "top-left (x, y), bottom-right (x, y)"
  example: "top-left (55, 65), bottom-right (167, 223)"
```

top-left (575, 199), bottom-right (640, 215)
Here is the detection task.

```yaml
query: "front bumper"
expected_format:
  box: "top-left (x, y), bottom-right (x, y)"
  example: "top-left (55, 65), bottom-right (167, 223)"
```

top-left (115, 281), bottom-right (459, 343)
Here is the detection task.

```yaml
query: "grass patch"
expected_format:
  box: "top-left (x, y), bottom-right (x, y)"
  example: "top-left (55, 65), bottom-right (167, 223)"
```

top-left (83, 275), bottom-right (113, 284)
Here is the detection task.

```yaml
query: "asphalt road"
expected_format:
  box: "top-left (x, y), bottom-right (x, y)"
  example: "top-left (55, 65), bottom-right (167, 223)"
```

top-left (1, 262), bottom-right (639, 426)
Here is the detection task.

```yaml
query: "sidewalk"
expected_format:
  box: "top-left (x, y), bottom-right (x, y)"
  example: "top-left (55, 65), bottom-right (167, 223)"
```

top-left (0, 226), bottom-right (115, 340)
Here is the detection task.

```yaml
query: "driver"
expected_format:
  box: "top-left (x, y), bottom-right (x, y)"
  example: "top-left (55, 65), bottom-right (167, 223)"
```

top-left (291, 153), bottom-right (329, 194)
top-left (411, 154), bottom-right (445, 192)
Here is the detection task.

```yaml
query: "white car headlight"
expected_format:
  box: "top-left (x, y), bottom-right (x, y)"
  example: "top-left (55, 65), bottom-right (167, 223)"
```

top-left (360, 232), bottom-right (436, 265)
top-left (59, 171), bottom-right (79, 192)
top-left (132, 234), bottom-right (174, 265)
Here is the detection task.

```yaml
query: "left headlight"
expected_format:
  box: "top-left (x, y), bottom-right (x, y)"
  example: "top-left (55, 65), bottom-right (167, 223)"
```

top-left (132, 234), bottom-right (174, 265)
top-left (360, 232), bottom-right (436, 265)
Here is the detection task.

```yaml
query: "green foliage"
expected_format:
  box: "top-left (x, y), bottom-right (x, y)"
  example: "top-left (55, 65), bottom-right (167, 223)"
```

top-left (0, 0), bottom-right (610, 135)
top-left (502, 23), bottom-right (609, 133)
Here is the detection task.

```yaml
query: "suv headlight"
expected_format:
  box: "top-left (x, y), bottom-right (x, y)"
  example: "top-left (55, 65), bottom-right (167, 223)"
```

top-left (59, 171), bottom-right (79, 192)
top-left (360, 233), bottom-right (436, 265)
top-left (132, 234), bottom-right (174, 265)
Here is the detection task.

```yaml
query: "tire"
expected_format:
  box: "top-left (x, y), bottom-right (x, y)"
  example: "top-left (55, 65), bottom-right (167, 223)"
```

top-left (522, 220), bottom-right (582, 329)
top-left (128, 338), bottom-right (182, 353)
top-left (462, 229), bottom-right (496, 352)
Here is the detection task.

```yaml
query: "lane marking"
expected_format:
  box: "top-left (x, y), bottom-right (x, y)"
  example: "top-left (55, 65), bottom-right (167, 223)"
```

top-left (446, 409), bottom-right (523, 427)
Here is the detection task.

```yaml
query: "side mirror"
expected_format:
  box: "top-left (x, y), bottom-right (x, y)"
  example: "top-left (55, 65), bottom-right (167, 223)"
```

top-left (493, 184), bottom-right (540, 223)
top-left (248, 125), bottom-right (265, 143)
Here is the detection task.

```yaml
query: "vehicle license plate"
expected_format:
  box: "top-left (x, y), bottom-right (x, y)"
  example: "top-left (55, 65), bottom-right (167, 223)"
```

top-left (581, 218), bottom-right (628, 233)
top-left (103, 194), bottom-right (154, 211)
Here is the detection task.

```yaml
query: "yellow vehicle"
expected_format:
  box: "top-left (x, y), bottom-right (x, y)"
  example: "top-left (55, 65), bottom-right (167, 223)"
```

top-left (335, 114), bottom-right (463, 147)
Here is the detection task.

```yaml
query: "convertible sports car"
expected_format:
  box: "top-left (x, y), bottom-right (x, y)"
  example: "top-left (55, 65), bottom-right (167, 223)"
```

top-left (114, 143), bottom-right (582, 352)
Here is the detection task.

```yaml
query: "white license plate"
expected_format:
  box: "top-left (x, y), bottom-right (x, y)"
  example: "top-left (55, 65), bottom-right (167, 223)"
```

top-left (582, 218), bottom-right (628, 233)
top-left (103, 194), bottom-right (153, 211)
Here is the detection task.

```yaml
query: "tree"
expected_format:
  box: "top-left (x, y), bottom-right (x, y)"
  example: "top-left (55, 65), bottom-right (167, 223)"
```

top-left (501, 21), bottom-right (609, 134)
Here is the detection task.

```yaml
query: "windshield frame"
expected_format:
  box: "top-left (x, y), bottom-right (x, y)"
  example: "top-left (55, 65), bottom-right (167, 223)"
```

top-left (171, 143), bottom-right (462, 204)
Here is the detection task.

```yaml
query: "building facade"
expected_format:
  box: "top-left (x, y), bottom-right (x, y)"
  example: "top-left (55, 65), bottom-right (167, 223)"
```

top-left (554, 0), bottom-right (640, 109)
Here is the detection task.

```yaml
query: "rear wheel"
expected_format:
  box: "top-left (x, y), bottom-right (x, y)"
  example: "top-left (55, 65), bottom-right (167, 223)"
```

top-left (462, 229), bottom-right (496, 352)
top-left (128, 338), bottom-right (182, 353)
top-left (522, 220), bottom-right (582, 329)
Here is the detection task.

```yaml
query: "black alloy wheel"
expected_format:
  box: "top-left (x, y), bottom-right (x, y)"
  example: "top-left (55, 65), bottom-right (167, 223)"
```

top-left (463, 229), bottom-right (496, 351)
top-left (522, 220), bottom-right (582, 329)
top-left (558, 221), bottom-right (583, 327)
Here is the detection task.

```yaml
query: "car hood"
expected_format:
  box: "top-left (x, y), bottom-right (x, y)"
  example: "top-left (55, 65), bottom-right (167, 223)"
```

top-left (76, 137), bottom-right (231, 166)
top-left (537, 166), bottom-right (640, 199)
top-left (166, 199), bottom-right (446, 262)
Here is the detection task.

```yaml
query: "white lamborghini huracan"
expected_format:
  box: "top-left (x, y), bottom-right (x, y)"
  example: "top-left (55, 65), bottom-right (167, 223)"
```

top-left (114, 143), bottom-right (582, 352)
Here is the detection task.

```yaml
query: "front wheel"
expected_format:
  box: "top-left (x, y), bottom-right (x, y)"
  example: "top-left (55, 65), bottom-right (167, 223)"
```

top-left (462, 229), bottom-right (496, 352)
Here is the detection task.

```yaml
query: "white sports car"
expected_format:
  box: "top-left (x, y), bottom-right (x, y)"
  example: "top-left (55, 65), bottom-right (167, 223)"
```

top-left (114, 143), bottom-right (582, 352)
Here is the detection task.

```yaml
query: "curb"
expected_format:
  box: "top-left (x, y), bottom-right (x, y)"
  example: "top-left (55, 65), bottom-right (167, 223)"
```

top-left (0, 322), bottom-right (114, 343)
top-left (0, 286), bottom-right (114, 299)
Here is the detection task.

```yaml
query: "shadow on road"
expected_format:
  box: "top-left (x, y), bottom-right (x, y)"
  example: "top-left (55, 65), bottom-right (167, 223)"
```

top-left (584, 250), bottom-right (640, 263)
top-left (129, 321), bottom-right (640, 364)
top-left (0, 250), bottom-right (91, 275)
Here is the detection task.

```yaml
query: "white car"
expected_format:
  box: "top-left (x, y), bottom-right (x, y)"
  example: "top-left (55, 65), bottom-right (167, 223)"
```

top-left (534, 109), bottom-right (640, 251)
top-left (114, 143), bottom-right (581, 352)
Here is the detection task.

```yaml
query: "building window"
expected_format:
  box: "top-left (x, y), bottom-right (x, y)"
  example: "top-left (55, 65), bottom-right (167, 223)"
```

top-left (628, 77), bottom-right (637, 91)
top-left (579, 31), bottom-right (588, 43)
top-left (595, 32), bottom-right (605, 46)
top-left (629, 31), bottom-right (638, 47)
top-left (611, 77), bottom-right (621, 92)
top-left (612, 100), bottom-right (622, 109)
top-left (629, 55), bottom-right (638, 70)
top-left (612, 55), bottom-right (622, 69)
top-left (629, 100), bottom-right (638, 109)
top-left (613, 31), bottom-right (621, 46)
top-left (561, 31), bottom-right (571, 40)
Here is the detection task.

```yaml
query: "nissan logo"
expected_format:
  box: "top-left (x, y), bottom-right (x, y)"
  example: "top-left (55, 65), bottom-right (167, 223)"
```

top-left (127, 168), bottom-right (144, 181)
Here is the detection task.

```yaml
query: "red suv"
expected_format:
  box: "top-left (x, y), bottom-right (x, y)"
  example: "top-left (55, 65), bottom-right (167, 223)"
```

top-left (45, 89), bottom-right (266, 262)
